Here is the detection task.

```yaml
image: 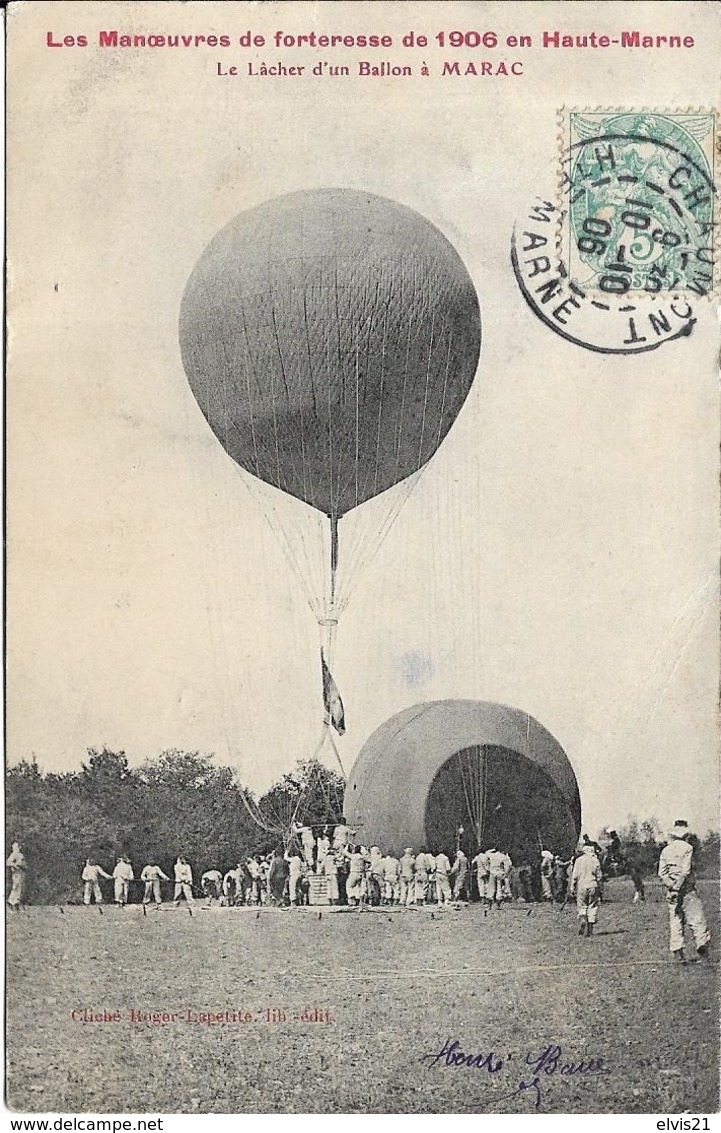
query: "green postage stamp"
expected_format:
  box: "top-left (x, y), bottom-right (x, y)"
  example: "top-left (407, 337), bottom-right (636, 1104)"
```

top-left (559, 110), bottom-right (717, 297)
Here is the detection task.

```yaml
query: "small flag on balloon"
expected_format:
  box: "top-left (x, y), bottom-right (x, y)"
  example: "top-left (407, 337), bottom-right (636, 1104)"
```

top-left (321, 651), bottom-right (346, 735)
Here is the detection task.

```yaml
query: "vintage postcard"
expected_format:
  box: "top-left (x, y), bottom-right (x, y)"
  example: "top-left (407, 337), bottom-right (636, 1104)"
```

top-left (5, 0), bottom-right (720, 1119)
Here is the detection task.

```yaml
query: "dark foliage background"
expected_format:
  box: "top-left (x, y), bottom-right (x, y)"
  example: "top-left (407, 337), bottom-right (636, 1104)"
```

top-left (6, 751), bottom-right (717, 903)
top-left (615, 817), bottom-right (719, 880)
top-left (6, 749), bottom-right (345, 904)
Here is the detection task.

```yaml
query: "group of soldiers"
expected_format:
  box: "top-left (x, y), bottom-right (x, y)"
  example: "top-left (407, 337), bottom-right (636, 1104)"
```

top-left (286, 820), bottom-right (522, 908)
top-left (6, 818), bottom-right (712, 961)
top-left (77, 853), bottom-right (277, 908)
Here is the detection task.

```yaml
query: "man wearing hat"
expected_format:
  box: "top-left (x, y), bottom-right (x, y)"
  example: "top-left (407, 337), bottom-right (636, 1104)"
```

top-left (472, 847), bottom-right (491, 906)
top-left (450, 847), bottom-right (469, 902)
top-left (112, 856), bottom-right (134, 907)
top-left (399, 848), bottom-right (415, 906)
top-left (658, 820), bottom-right (710, 962)
top-left (539, 847), bottom-right (555, 901)
top-left (82, 858), bottom-right (112, 906)
top-left (381, 851), bottom-right (401, 905)
top-left (413, 847), bottom-right (434, 905)
top-left (570, 841), bottom-right (603, 936)
top-left (7, 841), bottom-right (27, 911)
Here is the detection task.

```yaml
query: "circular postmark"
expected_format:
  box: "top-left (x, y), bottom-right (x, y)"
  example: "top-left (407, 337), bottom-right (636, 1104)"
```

top-left (511, 113), bottom-right (717, 354)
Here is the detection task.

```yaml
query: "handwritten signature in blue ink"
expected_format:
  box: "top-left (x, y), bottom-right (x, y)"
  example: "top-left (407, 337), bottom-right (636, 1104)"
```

top-left (422, 1039), bottom-right (611, 1108)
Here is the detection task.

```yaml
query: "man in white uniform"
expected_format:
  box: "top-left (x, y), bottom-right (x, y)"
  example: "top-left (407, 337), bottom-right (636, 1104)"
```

top-left (369, 846), bottom-right (385, 905)
top-left (322, 849), bottom-right (340, 904)
top-left (486, 848), bottom-right (508, 909)
top-left (223, 864), bottom-right (244, 905)
top-left (570, 842), bottom-right (603, 936)
top-left (82, 859), bottom-right (112, 905)
top-left (382, 852), bottom-right (401, 905)
top-left (540, 848), bottom-right (555, 901)
top-left (499, 850), bottom-right (513, 900)
top-left (201, 868), bottom-right (223, 906)
top-left (173, 857), bottom-right (194, 906)
top-left (316, 829), bottom-right (331, 874)
top-left (658, 820), bottom-right (711, 962)
top-left (434, 851), bottom-right (452, 905)
top-left (472, 849), bottom-right (490, 906)
top-left (450, 848), bottom-right (468, 901)
top-left (399, 849), bottom-right (415, 906)
top-left (284, 847), bottom-right (304, 907)
top-left (332, 818), bottom-right (354, 851)
top-left (293, 824), bottom-right (316, 871)
top-left (141, 862), bottom-right (169, 905)
top-left (344, 845), bottom-right (367, 906)
top-left (414, 848), bottom-right (434, 905)
top-left (7, 842), bottom-right (27, 911)
top-left (245, 857), bottom-right (261, 904)
top-left (112, 856), bottom-right (134, 906)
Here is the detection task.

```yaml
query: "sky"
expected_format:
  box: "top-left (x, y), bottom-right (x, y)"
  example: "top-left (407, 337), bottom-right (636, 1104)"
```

top-left (7, 0), bottom-right (719, 836)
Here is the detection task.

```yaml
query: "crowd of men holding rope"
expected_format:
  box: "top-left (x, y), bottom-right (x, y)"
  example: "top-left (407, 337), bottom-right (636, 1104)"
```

top-left (5, 818), bottom-right (712, 961)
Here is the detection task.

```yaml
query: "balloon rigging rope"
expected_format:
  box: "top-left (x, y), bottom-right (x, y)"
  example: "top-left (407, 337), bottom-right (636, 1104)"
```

top-left (393, 312), bottom-right (415, 486)
top-left (188, 392), bottom-right (266, 823)
top-left (476, 752), bottom-right (482, 840)
top-left (326, 301), bottom-right (335, 523)
top-left (333, 264), bottom-right (346, 519)
top-left (197, 454), bottom-right (303, 840)
top-left (481, 747), bottom-right (488, 846)
top-left (271, 303), bottom-right (311, 509)
top-left (372, 300), bottom-right (389, 501)
top-left (434, 333), bottom-right (454, 456)
top-left (225, 429), bottom-right (319, 616)
top-left (458, 749), bottom-right (476, 840)
top-left (416, 311), bottom-right (437, 472)
top-left (264, 233), bottom-right (285, 498)
top-left (354, 339), bottom-right (360, 510)
top-left (209, 304), bottom-right (464, 779)
top-left (239, 309), bottom-right (262, 481)
top-left (332, 472), bottom-right (422, 613)
top-left (232, 466), bottom-right (319, 619)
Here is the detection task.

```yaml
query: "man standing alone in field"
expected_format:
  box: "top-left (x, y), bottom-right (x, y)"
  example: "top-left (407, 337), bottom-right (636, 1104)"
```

top-left (658, 820), bottom-right (711, 963)
top-left (7, 842), bottom-right (27, 911)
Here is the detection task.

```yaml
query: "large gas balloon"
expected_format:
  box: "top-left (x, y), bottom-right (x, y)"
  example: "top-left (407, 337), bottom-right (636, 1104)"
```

top-left (179, 188), bottom-right (481, 519)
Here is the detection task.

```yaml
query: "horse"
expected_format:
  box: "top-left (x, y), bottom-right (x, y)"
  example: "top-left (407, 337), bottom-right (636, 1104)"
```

top-left (599, 843), bottom-right (645, 902)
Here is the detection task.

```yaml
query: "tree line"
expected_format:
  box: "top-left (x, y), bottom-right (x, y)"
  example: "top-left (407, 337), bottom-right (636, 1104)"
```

top-left (6, 748), bottom-right (345, 904)
top-left (616, 817), bottom-right (719, 880)
top-left (6, 749), bottom-right (718, 904)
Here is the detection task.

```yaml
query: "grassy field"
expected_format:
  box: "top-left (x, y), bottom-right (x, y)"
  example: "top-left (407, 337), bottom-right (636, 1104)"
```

top-left (6, 879), bottom-right (718, 1114)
